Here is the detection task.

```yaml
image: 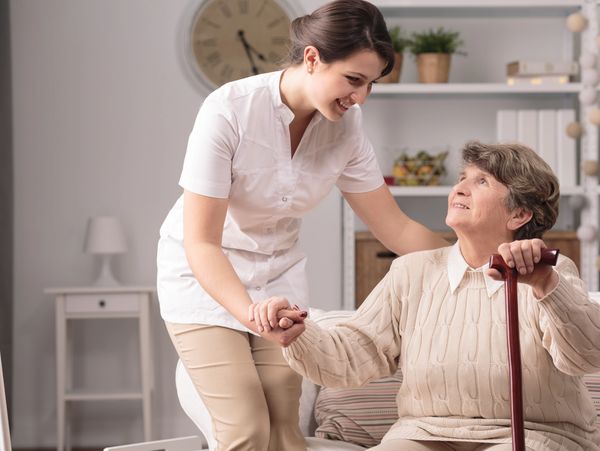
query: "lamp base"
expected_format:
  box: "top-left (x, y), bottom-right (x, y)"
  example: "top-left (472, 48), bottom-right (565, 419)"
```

top-left (93, 254), bottom-right (121, 286)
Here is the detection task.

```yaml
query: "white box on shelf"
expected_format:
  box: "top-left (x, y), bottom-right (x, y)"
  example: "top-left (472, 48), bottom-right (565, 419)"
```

top-left (537, 110), bottom-right (558, 173)
top-left (506, 60), bottom-right (578, 77)
top-left (506, 75), bottom-right (570, 85)
top-left (556, 109), bottom-right (577, 188)
top-left (517, 110), bottom-right (538, 149)
top-left (496, 110), bottom-right (518, 142)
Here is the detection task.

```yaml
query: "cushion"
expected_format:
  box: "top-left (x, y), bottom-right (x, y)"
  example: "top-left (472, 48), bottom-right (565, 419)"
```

top-left (309, 309), bottom-right (402, 448)
top-left (304, 437), bottom-right (365, 450)
top-left (314, 372), bottom-right (402, 447)
top-left (583, 372), bottom-right (600, 428)
top-left (584, 294), bottom-right (600, 428)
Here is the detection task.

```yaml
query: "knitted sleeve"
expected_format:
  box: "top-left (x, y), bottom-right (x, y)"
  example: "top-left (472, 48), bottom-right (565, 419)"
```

top-left (535, 255), bottom-right (600, 375)
top-left (283, 262), bottom-right (405, 388)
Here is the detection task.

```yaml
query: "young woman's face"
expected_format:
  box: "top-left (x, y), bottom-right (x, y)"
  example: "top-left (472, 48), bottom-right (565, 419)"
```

top-left (307, 49), bottom-right (386, 121)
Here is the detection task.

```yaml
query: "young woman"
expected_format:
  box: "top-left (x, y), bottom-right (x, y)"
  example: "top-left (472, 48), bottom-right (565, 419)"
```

top-left (256, 142), bottom-right (600, 451)
top-left (157, 1), bottom-right (446, 449)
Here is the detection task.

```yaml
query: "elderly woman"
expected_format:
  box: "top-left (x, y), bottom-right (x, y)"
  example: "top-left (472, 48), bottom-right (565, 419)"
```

top-left (251, 141), bottom-right (600, 450)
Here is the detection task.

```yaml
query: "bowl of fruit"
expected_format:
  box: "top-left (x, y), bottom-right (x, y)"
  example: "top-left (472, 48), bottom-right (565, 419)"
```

top-left (393, 149), bottom-right (448, 186)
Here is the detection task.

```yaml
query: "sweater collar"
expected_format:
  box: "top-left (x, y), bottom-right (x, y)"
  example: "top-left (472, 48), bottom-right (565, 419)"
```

top-left (447, 241), bottom-right (504, 297)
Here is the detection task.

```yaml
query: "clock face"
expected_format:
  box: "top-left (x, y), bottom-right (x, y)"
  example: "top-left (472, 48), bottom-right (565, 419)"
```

top-left (189, 0), bottom-right (293, 89)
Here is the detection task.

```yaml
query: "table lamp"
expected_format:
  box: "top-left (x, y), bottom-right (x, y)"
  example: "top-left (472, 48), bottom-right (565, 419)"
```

top-left (83, 216), bottom-right (127, 286)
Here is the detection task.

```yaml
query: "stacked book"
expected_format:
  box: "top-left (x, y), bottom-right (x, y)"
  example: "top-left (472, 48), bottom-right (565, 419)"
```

top-left (496, 109), bottom-right (577, 188)
top-left (506, 60), bottom-right (578, 86)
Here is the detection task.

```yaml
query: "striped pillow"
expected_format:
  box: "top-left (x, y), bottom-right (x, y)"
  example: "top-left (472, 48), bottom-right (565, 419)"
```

top-left (583, 295), bottom-right (600, 428)
top-left (309, 309), bottom-right (402, 447)
top-left (583, 372), bottom-right (600, 427)
top-left (314, 372), bottom-right (402, 447)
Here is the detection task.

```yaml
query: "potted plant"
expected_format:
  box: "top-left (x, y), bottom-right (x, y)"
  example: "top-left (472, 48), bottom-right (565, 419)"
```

top-left (408, 27), bottom-right (465, 83)
top-left (379, 26), bottom-right (411, 83)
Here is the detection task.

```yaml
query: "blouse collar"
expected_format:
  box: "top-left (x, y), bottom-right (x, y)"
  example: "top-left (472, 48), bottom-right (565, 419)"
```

top-left (447, 241), bottom-right (504, 297)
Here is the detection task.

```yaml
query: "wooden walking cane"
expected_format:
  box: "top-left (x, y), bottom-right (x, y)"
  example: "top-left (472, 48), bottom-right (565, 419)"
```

top-left (489, 248), bottom-right (559, 451)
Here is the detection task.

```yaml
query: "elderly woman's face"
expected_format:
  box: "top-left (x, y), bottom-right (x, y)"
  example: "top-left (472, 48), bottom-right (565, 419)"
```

top-left (445, 164), bottom-right (514, 237)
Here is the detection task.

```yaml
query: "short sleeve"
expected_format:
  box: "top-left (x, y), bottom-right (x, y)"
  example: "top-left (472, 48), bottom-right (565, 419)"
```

top-left (178, 95), bottom-right (239, 198)
top-left (335, 107), bottom-right (384, 193)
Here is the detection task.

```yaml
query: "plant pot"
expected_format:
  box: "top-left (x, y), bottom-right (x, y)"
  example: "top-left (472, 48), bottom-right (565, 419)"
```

top-left (416, 53), bottom-right (451, 83)
top-left (378, 52), bottom-right (403, 83)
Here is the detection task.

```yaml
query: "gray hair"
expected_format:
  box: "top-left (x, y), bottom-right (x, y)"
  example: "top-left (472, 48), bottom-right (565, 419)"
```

top-left (461, 141), bottom-right (560, 240)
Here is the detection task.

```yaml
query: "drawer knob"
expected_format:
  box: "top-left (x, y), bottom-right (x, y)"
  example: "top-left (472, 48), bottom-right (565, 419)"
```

top-left (98, 300), bottom-right (106, 308)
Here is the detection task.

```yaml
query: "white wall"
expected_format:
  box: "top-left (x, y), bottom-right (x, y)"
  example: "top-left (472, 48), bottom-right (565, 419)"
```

top-left (9, 0), bottom-right (329, 446)
top-left (10, 0), bottom-right (576, 447)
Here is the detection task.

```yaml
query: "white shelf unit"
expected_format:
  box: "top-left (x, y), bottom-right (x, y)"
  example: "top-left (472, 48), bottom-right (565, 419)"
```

top-left (372, 82), bottom-right (583, 95)
top-left (342, 0), bottom-right (599, 310)
top-left (46, 286), bottom-right (155, 451)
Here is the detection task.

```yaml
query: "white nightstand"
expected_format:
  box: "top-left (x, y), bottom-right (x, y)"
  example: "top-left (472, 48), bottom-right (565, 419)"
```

top-left (45, 286), bottom-right (155, 451)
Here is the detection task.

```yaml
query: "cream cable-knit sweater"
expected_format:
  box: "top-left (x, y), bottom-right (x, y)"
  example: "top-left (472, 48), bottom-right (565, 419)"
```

top-left (284, 247), bottom-right (600, 450)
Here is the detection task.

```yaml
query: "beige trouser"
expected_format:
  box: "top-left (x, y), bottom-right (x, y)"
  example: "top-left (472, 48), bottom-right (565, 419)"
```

top-left (369, 440), bottom-right (525, 451)
top-left (165, 322), bottom-right (306, 451)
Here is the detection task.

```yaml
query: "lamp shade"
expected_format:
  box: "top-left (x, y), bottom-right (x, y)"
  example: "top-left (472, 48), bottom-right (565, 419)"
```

top-left (83, 216), bottom-right (127, 254)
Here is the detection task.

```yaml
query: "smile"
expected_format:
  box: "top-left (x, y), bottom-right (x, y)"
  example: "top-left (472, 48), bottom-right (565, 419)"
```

top-left (452, 202), bottom-right (469, 209)
top-left (336, 99), bottom-right (352, 111)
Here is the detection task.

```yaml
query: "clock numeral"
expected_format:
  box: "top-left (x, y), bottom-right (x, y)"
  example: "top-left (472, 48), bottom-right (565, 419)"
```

top-left (196, 38), bottom-right (217, 47)
top-left (237, 0), bottom-right (249, 14)
top-left (220, 64), bottom-right (234, 81)
top-left (240, 67), bottom-right (252, 78)
top-left (268, 51), bottom-right (282, 64)
top-left (271, 36), bottom-right (288, 46)
top-left (255, 0), bottom-right (268, 17)
top-left (200, 17), bottom-right (221, 29)
top-left (206, 51), bottom-right (222, 65)
top-left (219, 1), bottom-right (232, 18)
top-left (267, 15), bottom-right (286, 29)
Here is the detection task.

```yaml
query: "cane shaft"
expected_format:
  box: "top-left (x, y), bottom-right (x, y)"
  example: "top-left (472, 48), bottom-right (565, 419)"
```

top-left (505, 270), bottom-right (525, 451)
top-left (489, 248), bottom-right (559, 451)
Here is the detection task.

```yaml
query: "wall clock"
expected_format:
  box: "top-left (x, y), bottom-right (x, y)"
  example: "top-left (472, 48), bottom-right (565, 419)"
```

top-left (181, 0), bottom-right (302, 92)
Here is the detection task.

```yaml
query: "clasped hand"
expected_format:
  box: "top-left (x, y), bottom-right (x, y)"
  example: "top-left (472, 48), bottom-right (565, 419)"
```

top-left (248, 296), bottom-right (307, 347)
top-left (248, 239), bottom-right (559, 346)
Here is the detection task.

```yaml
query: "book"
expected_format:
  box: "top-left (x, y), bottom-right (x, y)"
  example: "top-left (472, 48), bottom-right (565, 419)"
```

top-left (537, 110), bottom-right (557, 173)
top-left (506, 75), bottom-right (570, 86)
top-left (556, 109), bottom-right (577, 188)
top-left (517, 110), bottom-right (538, 149)
top-left (496, 110), bottom-right (518, 142)
top-left (507, 60), bottom-right (578, 77)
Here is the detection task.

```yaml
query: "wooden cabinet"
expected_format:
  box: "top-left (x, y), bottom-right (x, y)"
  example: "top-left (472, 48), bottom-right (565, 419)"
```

top-left (355, 230), bottom-right (580, 308)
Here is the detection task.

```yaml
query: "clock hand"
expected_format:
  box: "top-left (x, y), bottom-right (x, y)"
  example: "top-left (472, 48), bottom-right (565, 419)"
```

top-left (238, 30), bottom-right (266, 62)
top-left (237, 30), bottom-right (259, 75)
top-left (237, 30), bottom-right (266, 74)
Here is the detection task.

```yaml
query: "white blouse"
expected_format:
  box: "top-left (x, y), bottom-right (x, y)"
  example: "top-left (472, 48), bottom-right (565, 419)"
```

top-left (157, 70), bottom-right (383, 330)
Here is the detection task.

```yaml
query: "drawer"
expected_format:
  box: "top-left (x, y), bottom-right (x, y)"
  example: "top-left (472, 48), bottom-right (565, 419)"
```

top-left (64, 293), bottom-right (140, 314)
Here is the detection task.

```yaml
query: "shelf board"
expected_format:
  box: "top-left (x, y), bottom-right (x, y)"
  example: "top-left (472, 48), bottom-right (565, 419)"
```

top-left (388, 186), bottom-right (452, 196)
top-left (65, 311), bottom-right (141, 319)
top-left (372, 83), bottom-right (581, 96)
top-left (45, 286), bottom-right (155, 295)
top-left (387, 185), bottom-right (584, 196)
top-left (65, 390), bottom-right (144, 401)
top-left (374, 0), bottom-right (582, 17)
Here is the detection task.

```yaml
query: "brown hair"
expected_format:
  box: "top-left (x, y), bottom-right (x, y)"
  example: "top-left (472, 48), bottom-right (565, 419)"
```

top-left (286, 0), bottom-right (395, 77)
top-left (461, 141), bottom-right (560, 240)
